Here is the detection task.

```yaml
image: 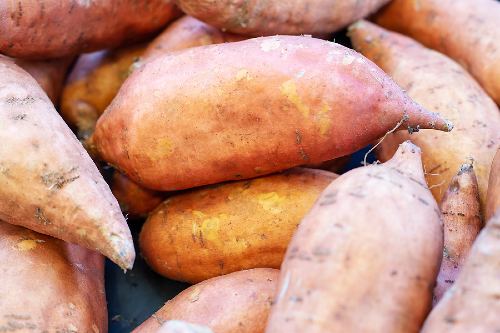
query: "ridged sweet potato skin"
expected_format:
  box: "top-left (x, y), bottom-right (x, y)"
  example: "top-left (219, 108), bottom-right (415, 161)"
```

top-left (140, 168), bottom-right (337, 283)
top-left (93, 35), bottom-right (451, 191)
top-left (265, 142), bottom-right (443, 333)
top-left (133, 268), bottom-right (279, 333)
top-left (0, 0), bottom-right (179, 59)
top-left (349, 21), bottom-right (500, 208)
top-left (374, 0), bottom-right (500, 104)
top-left (175, 0), bottom-right (391, 36)
top-left (0, 221), bottom-right (107, 332)
top-left (486, 149), bottom-right (500, 221)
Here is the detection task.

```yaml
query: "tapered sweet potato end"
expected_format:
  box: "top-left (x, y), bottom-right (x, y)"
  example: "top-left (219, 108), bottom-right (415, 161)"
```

top-left (384, 140), bottom-right (427, 182)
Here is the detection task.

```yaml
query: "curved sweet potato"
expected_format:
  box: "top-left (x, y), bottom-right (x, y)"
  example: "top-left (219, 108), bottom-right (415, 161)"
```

top-left (134, 268), bottom-right (278, 333)
top-left (486, 149), bottom-right (500, 221)
top-left (0, 0), bottom-right (179, 59)
top-left (0, 221), bottom-right (107, 332)
top-left (140, 168), bottom-right (337, 283)
top-left (349, 21), bottom-right (500, 208)
top-left (0, 56), bottom-right (134, 269)
top-left (374, 0), bottom-right (500, 104)
top-left (433, 163), bottom-right (482, 304)
top-left (422, 210), bottom-right (500, 332)
top-left (265, 141), bottom-right (443, 333)
top-left (175, 0), bottom-right (391, 36)
top-left (92, 35), bottom-right (452, 191)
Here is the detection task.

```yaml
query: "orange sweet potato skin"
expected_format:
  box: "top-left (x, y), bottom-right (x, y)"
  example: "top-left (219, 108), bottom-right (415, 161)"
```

top-left (133, 268), bottom-right (279, 333)
top-left (374, 0), bottom-right (500, 104)
top-left (0, 221), bottom-right (107, 332)
top-left (140, 168), bottom-right (337, 283)
top-left (0, 0), bottom-right (179, 59)
top-left (486, 149), bottom-right (500, 221)
top-left (93, 36), bottom-right (450, 191)
top-left (175, 0), bottom-right (391, 36)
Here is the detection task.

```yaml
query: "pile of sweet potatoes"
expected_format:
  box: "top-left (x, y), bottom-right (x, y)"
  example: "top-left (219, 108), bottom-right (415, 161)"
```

top-left (0, 0), bottom-right (498, 332)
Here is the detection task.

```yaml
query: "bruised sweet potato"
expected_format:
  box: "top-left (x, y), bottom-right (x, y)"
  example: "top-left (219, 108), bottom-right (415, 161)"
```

top-left (349, 21), bottom-right (500, 208)
top-left (486, 149), bottom-right (500, 221)
top-left (92, 35), bottom-right (452, 191)
top-left (421, 210), bottom-right (500, 332)
top-left (374, 0), bottom-right (500, 104)
top-left (433, 163), bottom-right (482, 304)
top-left (265, 141), bottom-right (443, 333)
top-left (0, 0), bottom-right (179, 59)
top-left (0, 221), bottom-right (107, 332)
top-left (157, 321), bottom-right (213, 333)
top-left (175, 0), bottom-right (391, 36)
top-left (0, 56), bottom-right (134, 269)
top-left (140, 168), bottom-right (337, 283)
top-left (134, 268), bottom-right (278, 333)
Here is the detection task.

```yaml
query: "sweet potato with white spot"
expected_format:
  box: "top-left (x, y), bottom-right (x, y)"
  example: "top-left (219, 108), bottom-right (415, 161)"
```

top-left (133, 268), bottom-right (278, 333)
top-left (0, 221), bottom-right (107, 332)
top-left (433, 163), bottom-right (482, 304)
top-left (92, 35), bottom-right (452, 191)
top-left (486, 148), bottom-right (500, 220)
top-left (349, 21), bottom-right (500, 208)
top-left (157, 321), bottom-right (213, 333)
top-left (422, 210), bottom-right (500, 332)
top-left (140, 168), bottom-right (337, 283)
top-left (0, 56), bottom-right (134, 269)
top-left (265, 141), bottom-right (443, 333)
top-left (374, 0), bottom-right (500, 104)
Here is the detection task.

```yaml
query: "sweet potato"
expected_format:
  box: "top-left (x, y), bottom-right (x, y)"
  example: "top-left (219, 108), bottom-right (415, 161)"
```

top-left (374, 0), bottom-right (500, 104)
top-left (0, 221), bottom-right (107, 332)
top-left (133, 268), bottom-right (278, 333)
top-left (486, 148), bottom-right (500, 221)
top-left (433, 163), bottom-right (482, 304)
top-left (157, 321), bottom-right (213, 333)
top-left (421, 210), bottom-right (500, 332)
top-left (0, 56), bottom-right (134, 269)
top-left (140, 168), bottom-right (337, 283)
top-left (0, 0), bottom-right (179, 59)
top-left (112, 171), bottom-right (166, 218)
top-left (175, 0), bottom-right (391, 36)
top-left (265, 141), bottom-right (443, 333)
top-left (92, 35), bottom-right (452, 191)
top-left (349, 21), bottom-right (500, 208)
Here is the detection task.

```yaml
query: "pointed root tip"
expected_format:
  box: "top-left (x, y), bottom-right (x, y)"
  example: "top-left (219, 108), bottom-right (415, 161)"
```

top-left (458, 159), bottom-right (475, 175)
top-left (398, 140), bottom-right (422, 155)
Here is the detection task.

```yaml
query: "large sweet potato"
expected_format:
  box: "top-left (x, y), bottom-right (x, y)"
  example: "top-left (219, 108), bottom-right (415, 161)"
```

top-left (486, 149), bottom-right (500, 221)
top-left (134, 268), bottom-right (278, 333)
top-left (433, 163), bottom-right (482, 304)
top-left (140, 168), bottom-right (337, 283)
top-left (374, 0), bottom-right (500, 104)
top-left (265, 141), bottom-right (443, 333)
top-left (92, 35), bottom-right (452, 191)
top-left (0, 0), bottom-right (179, 59)
top-left (0, 221), bottom-right (107, 332)
top-left (421, 210), bottom-right (500, 332)
top-left (349, 21), bottom-right (500, 208)
top-left (0, 56), bottom-right (134, 269)
top-left (175, 0), bottom-right (391, 36)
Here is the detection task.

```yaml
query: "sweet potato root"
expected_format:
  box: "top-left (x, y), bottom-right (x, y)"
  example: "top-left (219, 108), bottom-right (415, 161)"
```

top-left (265, 141), bottom-right (443, 333)
top-left (0, 56), bottom-right (134, 269)
top-left (374, 0), bottom-right (500, 104)
top-left (486, 149), bottom-right (500, 221)
top-left (433, 163), bottom-right (482, 304)
top-left (158, 321), bottom-right (213, 333)
top-left (140, 168), bottom-right (337, 283)
top-left (349, 21), bottom-right (500, 208)
top-left (133, 268), bottom-right (278, 333)
top-left (175, 0), bottom-right (391, 36)
top-left (0, 221), bottom-right (107, 332)
top-left (92, 35), bottom-right (452, 191)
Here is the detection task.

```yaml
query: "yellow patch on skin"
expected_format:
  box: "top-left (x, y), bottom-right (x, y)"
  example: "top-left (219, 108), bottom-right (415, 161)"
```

top-left (317, 103), bottom-right (332, 136)
top-left (201, 216), bottom-right (222, 242)
top-left (77, 228), bottom-right (87, 236)
top-left (260, 38), bottom-right (281, 52)
top-left (280, 80), bottom-right (310, 117)
top-left (192, 210), bottom-right (206, 218)
top-left (92, 323), bottom-right (100, 333)
top-left (257, 192), bottom-right (286, 214)
top-left (147, 138), bottom-right (175, 161)
top-left (188, 288), bottom-right (201, 302)
top-left (236, 69), bottom-right (252, 81)
top-left (16, 239), bottom-right (41, 251)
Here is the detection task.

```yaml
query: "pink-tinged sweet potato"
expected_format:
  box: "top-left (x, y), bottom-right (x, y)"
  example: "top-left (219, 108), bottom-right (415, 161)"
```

top-left (486, 149), bottom-right (500, 221)
top-left (0, 56), bottom-right (134, 269)
top-left (433, 163), bottom-right (482, 305)
top-left (421, 210), bottom-right (500, 332)
top-left (265, 141), bottom-right (443, 333)
top-left (374, 0), bottom-right (500, 104)
top-left (0, 0), bottom-right (180, 59)
top-left (157, 321), bottom-right (213, 333)
top-left (0, 221), bottom-right (107, 332)
top-left (92, 35), bottom-right (452, 191)
top-left (175, 0), bottom-right (391, 36)
top-left (349, 21), bottom-right (500, 208)
top-left (134, 268), bottom-right (279, 333)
